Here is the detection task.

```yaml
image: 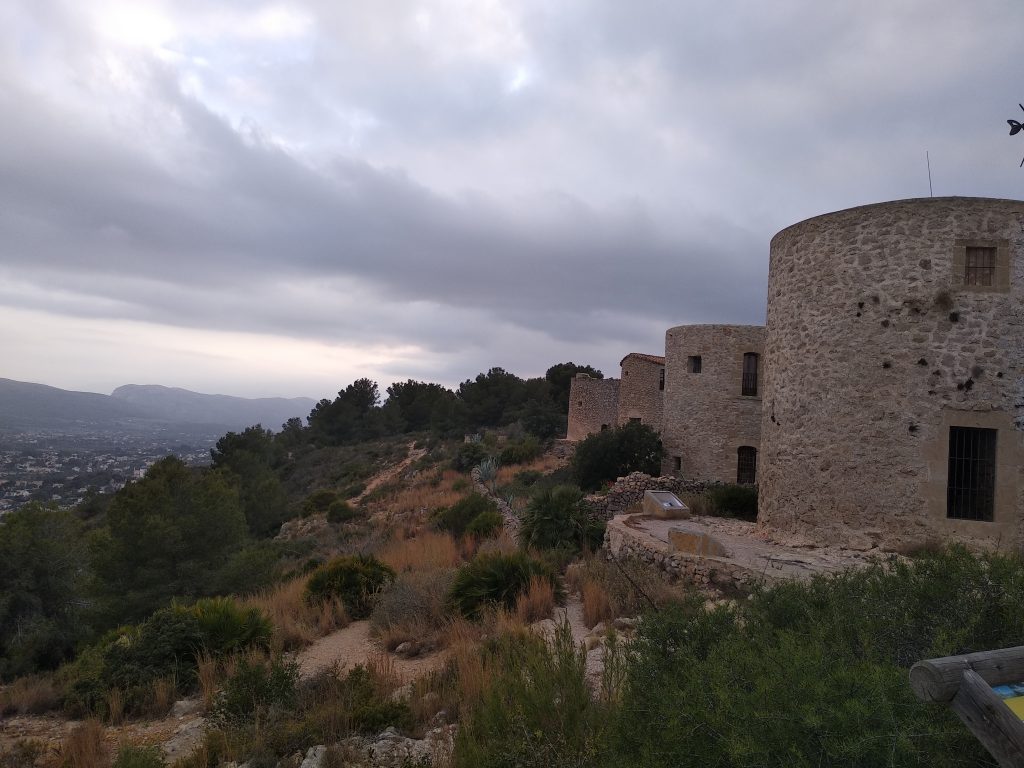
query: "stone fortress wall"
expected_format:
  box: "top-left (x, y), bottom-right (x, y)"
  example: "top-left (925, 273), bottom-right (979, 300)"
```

top-left (616, 353), bottom-right (665, 432)
top-left (759, 197), bottom-right (1024, 551)
top-left (662, 325), bottom-right (764, 481)
top-left (566, 375), bottom-right (619, 441)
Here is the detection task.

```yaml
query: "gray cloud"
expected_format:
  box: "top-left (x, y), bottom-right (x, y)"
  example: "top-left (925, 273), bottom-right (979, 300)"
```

top-left (1, 0), bottom-right (1021, 396)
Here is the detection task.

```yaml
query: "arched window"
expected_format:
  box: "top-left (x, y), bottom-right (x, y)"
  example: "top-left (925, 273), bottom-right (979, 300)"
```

top-left (742, 353), bottom-right (759, 396)
top-left (737, 446), bottom-right (757, 485)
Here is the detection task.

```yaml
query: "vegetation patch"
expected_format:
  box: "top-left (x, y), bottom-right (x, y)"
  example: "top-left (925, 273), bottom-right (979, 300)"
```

top-left (305, 555), bottom-right (395, 620)
top-left (448, 552), bottom-right (563, 619)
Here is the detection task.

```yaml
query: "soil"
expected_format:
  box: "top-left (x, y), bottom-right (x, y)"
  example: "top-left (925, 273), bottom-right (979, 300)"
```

top-left (296, 620), bottom-right (450, 682)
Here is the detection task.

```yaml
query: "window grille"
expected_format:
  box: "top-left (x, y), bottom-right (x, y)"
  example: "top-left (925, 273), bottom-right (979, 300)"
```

top-left (629, 417), bottom-right (642, 424)
top-left (737, 446), bottom-right (757, 485)
top-left (659, 368), bottom-right (665, 391)
top-left (964, 246), bottom-right (996, 287)
top-left (947, 427), bottom-right (996, 522)
top-left (689, 356), bottom-right (702, 373)
top-left (742, 353), bottom-right (759, 396)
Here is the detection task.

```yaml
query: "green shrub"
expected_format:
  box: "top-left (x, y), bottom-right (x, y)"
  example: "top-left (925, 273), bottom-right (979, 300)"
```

top-left (499, 436), bottom-right (542, 466)
top-left (452, 477), bottom-right (470, 492)
top-left (326, 500), bottom-right (358, 524)
top-left (112, 744), bottom-right (166, 768)
top-left (305, 556), bottom-right (395, 619)
top-left (433, 494), bottom-right (499, 538)
top-left (571, 422), bottom-right (664, 491)
top-left (605, 546), bottom-right (1024, 767)
top-left (302, 489), bottom-right (338, 516)
top-left (453, 442), bottom-right (489, 472)
top-left (519, 485), bottom-right (604, 553)
top-left (100, 608), bottom-right (204, 694)
top-left (465, 509), bottom-right (503, 538)
top-left (216, 654), bottom-right (298, 724)
top-left (454, 621), bottom-right (603, 768)
top-left (707, 484), bottom-right (758, 521)
top-left (448, 552), bottom-right (562, 619)
top-left (188, 598), bottom-right (272, 655)
top-left (514, 469), bottom-right (542, 487)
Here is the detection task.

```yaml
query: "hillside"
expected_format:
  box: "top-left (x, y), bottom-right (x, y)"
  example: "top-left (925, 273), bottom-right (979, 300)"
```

top-left (0, 378), bottom-right (148, 431)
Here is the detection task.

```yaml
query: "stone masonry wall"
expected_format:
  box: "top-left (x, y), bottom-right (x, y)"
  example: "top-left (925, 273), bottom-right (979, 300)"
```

top-left (760, 197), bottom-right (1024, 552)
top-left (662, 325), bottom-right (765, 482)
top-left (583, 471), bottom-right (722, 519)
top-left (567, 374), bottom-right (619, 441)
top-left (616, 353), bottom-right (665, 432)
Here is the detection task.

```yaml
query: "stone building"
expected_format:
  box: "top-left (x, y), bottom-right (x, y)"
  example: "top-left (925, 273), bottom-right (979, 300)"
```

top-left (662, 325), bottom-right (764, 482)
top-left (616, 353), bottom-right (665, 431)
top-left (566, 374), bottom-right (619, 441)
top-left (759, 197), bottom-right (1024, 551)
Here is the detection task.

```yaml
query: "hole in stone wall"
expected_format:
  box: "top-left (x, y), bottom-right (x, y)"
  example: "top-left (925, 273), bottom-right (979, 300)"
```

top-left (934, 290), bottom-right (953, 311)
top-left (949, 312), bottom-right (960, 322)
top-left (917, 358), bottom-right (928, 366)
top-left (882, 361), bottom-right (892, 369)
top-left (909, 423), bottom-right (919, 433)
top-left (971, 365), bottom-right (985, 378)
top-left (881, 319), bottom-right (890, 328)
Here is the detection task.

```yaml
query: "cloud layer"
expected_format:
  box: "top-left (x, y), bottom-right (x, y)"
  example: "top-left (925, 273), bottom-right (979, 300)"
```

top-left (2, 0), bottom-right (1021, 397)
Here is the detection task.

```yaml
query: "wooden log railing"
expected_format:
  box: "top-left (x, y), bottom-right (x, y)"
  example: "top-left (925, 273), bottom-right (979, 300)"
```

top-left (911, 646), bottom-right (1024, 768)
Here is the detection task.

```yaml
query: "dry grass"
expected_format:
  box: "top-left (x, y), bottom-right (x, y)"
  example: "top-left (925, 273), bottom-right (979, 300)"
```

top-left (244, 575), bottom-right (348, 651)
top-left (568, 553), bottom-right (687, 622)
top-left (515, 576), bottom-right (556, 623)
top-left (104, 689), bottom-right (124, 726)
top-left (0, 674), bottom-right (59, 716)
top-left (581, 580), bottom-right (614, 628)
top-left (494, 453), bottom-right (566, 485)
top-left (196, 651), bottom-right (218, 712)
top-left (366, 652), bottom-right (403, 697)
top-left (680, 492), bottom-right (710, 516)
top-left (143, 678), bottom-right (176, 719)
top-left (371, 470), bottom-right (466, 518)
top-left (58, 719), bottom-right (108, 768)
top-left (378, 530), bottom-right (461, 572)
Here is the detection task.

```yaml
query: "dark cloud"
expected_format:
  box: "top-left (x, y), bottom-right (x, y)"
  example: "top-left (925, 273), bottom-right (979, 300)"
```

top-left (1, 1), bottom-right (1020, 395)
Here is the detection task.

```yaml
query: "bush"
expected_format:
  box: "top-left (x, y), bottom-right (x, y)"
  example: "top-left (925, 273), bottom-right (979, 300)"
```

top-left (571, 422), bottom-right (664, 491)
top-left (465, 509), bottom-right (503, 538)
top-left (453, 622), bottom-right (602, 767)
top-left (189, 598), bottom-right (272, 655)
top-left (453, 442), bottom-right (489, 472)
top-left (448, 552), bottom-right (562, 619)
top-left (371, 571), bottom-right (454, 649)
top-left (707, 485), bottom-right (758, 521)
top-left (216, 654), bottom-right (298, 724)
top-left (326, 500), bottom-right (358, 524)
top-left (302, 489), bottom-right (338, 516)
top-left (514, 469), bottom-right (542, 487)
top-left (112, 744), bottom-right (166, 768)
top-left (519, 485), bottom-right (604, 553)
top-left (499, 436), bottom-right (542, 466)
top-left (605, 546), bottom-right (1024, 767)
top-left (305, 556), bottom-right (395, 619)
top-left (433, 494), bottom-right (499, 538)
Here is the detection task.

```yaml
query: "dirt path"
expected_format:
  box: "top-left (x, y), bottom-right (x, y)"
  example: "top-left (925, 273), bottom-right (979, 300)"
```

top-left (351, 443), bottom-right (426, 504)
top-left (296, 620), bottom-right (449, 682)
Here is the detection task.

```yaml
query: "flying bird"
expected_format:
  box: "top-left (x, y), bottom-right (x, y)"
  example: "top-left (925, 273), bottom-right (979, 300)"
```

top-left (1009, 103), bottom-right (1024, 167)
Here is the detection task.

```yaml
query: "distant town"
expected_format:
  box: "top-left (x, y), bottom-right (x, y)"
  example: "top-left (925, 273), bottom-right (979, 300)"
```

top-left (0, 429), bottom-right (214, 514)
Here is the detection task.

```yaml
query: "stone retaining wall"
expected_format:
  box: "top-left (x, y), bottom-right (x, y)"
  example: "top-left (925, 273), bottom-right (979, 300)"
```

top-left (584, 471), bottom-right (723, 519)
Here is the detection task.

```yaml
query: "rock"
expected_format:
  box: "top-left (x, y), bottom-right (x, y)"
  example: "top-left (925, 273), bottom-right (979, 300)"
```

top-left (613, 617), bottom-right (637, 631)
top-left (584, 635), bottom-right (601, 651)
top-left (389, 683), bottom-right (412, 703)
top-left (170, 698), bottom-right (202, 718)
top-left (162, 717), bottom-right (206, 762)
top-left (394, 641), bottom-right (420, 658)
top-left (299, 745), bottom-right (326, 768)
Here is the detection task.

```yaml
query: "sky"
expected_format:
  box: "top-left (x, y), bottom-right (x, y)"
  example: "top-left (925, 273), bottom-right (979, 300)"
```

top-left (1, 0), bottom-right (1022, 400)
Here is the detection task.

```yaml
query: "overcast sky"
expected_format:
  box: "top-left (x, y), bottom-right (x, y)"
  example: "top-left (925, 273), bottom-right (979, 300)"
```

top-left (2, 0), bottom-right (1022, 400)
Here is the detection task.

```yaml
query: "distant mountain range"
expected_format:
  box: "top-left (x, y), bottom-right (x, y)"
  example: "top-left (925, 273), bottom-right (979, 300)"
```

top-left (0, 379), bottom-right (315, 434)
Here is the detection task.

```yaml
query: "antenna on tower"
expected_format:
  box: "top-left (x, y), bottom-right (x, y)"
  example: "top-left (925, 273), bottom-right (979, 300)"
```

top-left (926, 151), bottom-right (933, 197)
top-left (1008, 104), bottom-right (1024, 167)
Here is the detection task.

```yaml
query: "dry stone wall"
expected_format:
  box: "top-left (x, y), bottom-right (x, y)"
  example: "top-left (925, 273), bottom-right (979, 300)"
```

top-left (567, 374), bottom-right (619, 441)
top-left (583, 471), bottom-right (722, 519)
top-left (760, 197), bottom-right (1024, 551)
top-left (662, 325), bottom-right (765, 482)
top-left (616, 353), bottom-right (665, 431)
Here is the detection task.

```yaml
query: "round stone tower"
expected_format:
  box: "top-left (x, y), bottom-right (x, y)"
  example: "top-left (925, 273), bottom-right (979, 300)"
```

top-left (759, 197), bottom-right (1024, 551)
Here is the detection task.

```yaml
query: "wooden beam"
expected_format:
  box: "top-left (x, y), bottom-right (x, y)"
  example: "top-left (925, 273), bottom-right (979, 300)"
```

top-left (910, 646), bottom-right (1024, 703)
top-left (950, 670), bottom-right (1024, 768)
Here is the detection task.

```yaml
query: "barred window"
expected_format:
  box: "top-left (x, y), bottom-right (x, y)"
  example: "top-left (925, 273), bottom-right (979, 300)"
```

top-left (659, 368), bottom-right (665, 390)
top-left (737, 446), bottom-right (757, 485)
top-left (964, 246), bottom-right (996, 287)
top-left (673, 456), bottom-right (682, 472)
top-left (742, 353), bottom-right (759, 396)
top-left (947, 427), bottom-right (996, 522)
top-left (689, 356), bottom-right (702, 373)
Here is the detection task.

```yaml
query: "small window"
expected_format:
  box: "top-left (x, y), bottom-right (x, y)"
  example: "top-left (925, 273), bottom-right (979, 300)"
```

top-left (965, 246), bottom-right (996, 287)
top-left (673, 456), bottom-right (682, 472)
top-left (600, 423), bottom-right (609, 431)
top-left (737, 446), bottom-right (757, 485)
top-left (689, 356), bottom-right (702, 373)
top-left (947, 427), bottom-right (996, 521)
top-left (577, 400), bottom-right (583, 407)
top-left (629, 417), bottom-right (641, 424)
top-left (659, 368), bottom-right (665, 391)
top-left (742, 353), bottom-right (759, 396)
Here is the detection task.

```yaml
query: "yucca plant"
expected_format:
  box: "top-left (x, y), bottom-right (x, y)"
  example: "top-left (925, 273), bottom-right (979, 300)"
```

top-left (519, 485), bottom-right (604, 553)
